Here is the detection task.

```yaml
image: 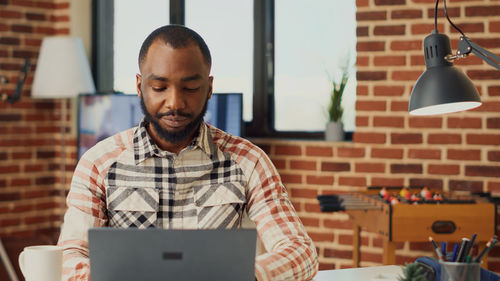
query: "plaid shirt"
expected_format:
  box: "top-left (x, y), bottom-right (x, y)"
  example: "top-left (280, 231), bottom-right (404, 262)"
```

top-left (58, 120), bottom-right (318, 281)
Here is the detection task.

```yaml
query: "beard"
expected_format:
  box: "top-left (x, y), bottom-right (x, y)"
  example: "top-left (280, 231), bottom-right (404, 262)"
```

top-left (140, 97), bottom-right (208, 144)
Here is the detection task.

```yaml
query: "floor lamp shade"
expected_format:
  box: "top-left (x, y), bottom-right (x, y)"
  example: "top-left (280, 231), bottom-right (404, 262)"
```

top-left (409, 32), bottom-right (481, 115)
top-left (32, 36), bottom-right (95, 98)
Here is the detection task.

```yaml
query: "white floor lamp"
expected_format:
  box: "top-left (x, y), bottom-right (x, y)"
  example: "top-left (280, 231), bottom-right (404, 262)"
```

top-left (31, 36), bottom-right (95, 225)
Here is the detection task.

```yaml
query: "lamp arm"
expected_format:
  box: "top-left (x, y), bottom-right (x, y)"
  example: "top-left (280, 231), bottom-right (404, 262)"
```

top-left (457, 37), bottom-right (500, 71)
top-left (0, 59), bottom-right (31, 104)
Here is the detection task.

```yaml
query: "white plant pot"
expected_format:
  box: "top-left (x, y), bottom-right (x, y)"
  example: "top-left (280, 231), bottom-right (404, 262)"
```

top-left (325, 121), bottom-right (344, 141)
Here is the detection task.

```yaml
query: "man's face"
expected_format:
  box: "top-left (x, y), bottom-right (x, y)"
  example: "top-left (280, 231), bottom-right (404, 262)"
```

top-left (136, 41), bottom-right (213, 145)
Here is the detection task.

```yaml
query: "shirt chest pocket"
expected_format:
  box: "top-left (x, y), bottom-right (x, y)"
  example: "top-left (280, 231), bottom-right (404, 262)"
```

top-left (106, 187), bottom-right (159, 229)
top-left (193, 182), bottom-right (246, 229)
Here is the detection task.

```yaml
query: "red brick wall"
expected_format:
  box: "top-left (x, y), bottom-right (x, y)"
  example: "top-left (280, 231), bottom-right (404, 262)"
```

top-left (255, 0), bottom-right (500, 271)
top-left (1, 0), bottom-right (499, 274)
top-left (0, 0), bottom-right (74, 239)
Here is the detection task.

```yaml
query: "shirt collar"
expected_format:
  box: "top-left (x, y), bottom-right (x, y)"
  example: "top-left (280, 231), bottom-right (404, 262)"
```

top-left (133, 119), bottom-right (216, 165)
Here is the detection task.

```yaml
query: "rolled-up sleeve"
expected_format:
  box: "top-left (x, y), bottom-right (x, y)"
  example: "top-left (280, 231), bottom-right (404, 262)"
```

top-left (245, 151), bottom-right (318, 281)
top-left (57, 156), bottom-right (108, 281)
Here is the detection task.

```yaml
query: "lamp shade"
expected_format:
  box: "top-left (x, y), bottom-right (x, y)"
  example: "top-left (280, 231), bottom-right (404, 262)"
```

top-left (409, 32), bottom-right (481, 115)
top-left (32, 36), bottom-right (95, 98)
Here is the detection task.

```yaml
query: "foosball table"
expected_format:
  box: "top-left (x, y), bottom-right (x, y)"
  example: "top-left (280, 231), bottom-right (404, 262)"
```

top-left (317, 187), bottom-right (497, 268)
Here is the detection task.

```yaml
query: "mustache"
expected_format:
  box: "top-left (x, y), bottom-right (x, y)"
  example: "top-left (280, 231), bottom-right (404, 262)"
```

top-left (156, 110), bottom-right (194, 119)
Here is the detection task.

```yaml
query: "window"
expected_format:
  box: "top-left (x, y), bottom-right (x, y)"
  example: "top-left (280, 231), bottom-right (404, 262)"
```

top-left (96, 0), bottom-right (357, 138)
top-left (274, 0), bottom-right (356, 132)
top-left (113, 0), bottom-right (170, 93)
top-left (185, 0), bottom-right (253, 122)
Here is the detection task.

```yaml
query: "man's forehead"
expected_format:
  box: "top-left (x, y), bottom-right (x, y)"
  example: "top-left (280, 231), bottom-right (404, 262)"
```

top-left (146, 73), bottom-right (202, 82)
top-left (140, 41), bottom-right (208, 71)
top-left (146, 40), bottom-right (200, 60)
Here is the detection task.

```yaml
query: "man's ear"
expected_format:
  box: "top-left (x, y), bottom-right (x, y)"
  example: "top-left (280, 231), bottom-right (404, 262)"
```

top-left (136, 74), bottom-right (143, 98)
top-left (207, 76), bottom-right (214, 99)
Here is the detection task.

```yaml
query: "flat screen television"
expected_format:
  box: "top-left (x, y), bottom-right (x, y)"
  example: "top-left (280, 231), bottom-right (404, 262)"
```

top-left (77, 93), bottom-right (243, 159)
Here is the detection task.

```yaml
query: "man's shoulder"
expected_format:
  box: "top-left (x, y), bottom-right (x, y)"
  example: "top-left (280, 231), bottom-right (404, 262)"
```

top-left (208, 125), bottom-right (267, 161)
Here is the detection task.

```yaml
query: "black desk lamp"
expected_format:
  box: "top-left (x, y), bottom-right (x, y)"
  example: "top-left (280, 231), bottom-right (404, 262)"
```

top-left (409, 0), bottom-right (500, 116)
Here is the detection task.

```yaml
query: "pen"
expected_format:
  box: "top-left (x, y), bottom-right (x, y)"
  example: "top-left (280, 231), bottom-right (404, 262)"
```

top-left (429, 237), bottom-right (444, 261)
top-left (451, 243), bottom-right (459, 262)
top-left (441, 242), bottom-right (447, 261)
top-left (464, 233), bottom-right (477, 258)
top-left (456, 238), bottom-right (469, 263)
top-left (474, 235), bottom-right (498, 263)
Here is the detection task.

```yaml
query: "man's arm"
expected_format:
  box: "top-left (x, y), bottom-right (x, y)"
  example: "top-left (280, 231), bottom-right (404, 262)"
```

top-left (245, 150), bottom-right (318, 281)
top-left (57, 158), bottom-right (108, 281)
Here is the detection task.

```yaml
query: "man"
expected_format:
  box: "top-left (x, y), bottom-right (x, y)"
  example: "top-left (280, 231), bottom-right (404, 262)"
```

top-left (58, 25), bottom-right (318, 281)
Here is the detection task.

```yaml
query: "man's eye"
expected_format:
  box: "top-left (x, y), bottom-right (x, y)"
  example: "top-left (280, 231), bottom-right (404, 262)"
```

top-left (185, 87), bottom-right (200, 93)
top-left (152, 87), bottom-right (166, 92)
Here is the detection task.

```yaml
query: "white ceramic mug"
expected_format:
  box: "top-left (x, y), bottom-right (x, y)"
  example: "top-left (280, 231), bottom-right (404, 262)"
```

top-left (18, 245), bottom-right (63, 281)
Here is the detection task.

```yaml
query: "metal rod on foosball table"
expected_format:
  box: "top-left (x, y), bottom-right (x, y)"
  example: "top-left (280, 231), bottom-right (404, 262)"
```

top-left (339, 195), bottom-right (384, 209)
top-left (338, 199), bottom-right (373, 203)
top-left (318, 193), bottom-right (384, 212)
top-left (341, 205), bottom-right (383, 210)
top-left (338, 197), bottom-right (377, 204)
top-left (338, 201), bottom-right (377, 206)
top-left (320, 203), bottom-right (382, 210)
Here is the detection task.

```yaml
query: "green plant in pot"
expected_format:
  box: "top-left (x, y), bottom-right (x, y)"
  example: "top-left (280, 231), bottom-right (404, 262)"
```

top-left (325, 67), bottom-right (348, 141)
top-left (398, 263), bottom-right (427, 281)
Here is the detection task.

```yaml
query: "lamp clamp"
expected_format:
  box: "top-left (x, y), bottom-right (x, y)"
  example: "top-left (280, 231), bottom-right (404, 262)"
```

top-left (457, 37), bottom-right (473, 56)
top-left (445, 53), bottom-right (468, 62)
top-left (456, 36), bottom-right (500, 71)
top-left (443, 37), bottom-right (474, 62)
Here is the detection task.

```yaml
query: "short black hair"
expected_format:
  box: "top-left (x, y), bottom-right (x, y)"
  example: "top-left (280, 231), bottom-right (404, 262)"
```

top-left (138, 25), bottom-right (211, 69)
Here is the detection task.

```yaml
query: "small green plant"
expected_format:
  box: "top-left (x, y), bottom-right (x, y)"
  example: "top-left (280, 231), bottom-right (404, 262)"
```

top-left (327, 66), bottom-right (349, 123)
top-left (398, 263), bottom-right (427, 281)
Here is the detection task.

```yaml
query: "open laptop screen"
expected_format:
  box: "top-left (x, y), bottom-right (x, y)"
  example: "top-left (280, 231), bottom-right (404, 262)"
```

top-left (89, 228), bottom-right (256, 281)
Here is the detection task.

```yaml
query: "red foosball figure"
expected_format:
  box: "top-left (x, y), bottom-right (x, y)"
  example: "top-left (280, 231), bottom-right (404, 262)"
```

top-left (433, 193), bottom-right (443, 202)
top-left (410, 193), bottom-right (421, 204)
top-left (421, 187), bottom-right (432, 200)
top-left (379, 187), bottom-right (388, 198)
top-left (390, 197), bottom-right (400, 205)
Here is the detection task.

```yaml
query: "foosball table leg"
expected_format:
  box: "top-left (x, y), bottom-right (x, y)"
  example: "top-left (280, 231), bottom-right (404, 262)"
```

top-left (353, 224), bottom-right (361, 268)
top-left (382, 240), bottom-right (396, 265)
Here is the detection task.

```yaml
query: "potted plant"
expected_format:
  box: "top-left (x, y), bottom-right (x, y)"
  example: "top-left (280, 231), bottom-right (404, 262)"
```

top-left (325, 66), bottom-right (349, 141)
top-left (398, 263), bottom-right (427, 281)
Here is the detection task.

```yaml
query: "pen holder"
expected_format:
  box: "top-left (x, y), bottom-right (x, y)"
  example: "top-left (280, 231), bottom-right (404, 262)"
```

top-left (440, 261), bottom-right (481, 281)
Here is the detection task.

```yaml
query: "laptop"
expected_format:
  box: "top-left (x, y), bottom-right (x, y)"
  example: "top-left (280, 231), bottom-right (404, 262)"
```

top-left (89, 228), bottom-right (257, 281)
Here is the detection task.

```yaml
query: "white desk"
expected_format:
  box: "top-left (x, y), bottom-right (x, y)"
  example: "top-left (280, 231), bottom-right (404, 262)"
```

top-left (314, 265), bottom-right (402, 281)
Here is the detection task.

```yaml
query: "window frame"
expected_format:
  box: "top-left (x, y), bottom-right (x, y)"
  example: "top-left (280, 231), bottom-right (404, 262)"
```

top-left (92, 0), bottom-right (325, 139)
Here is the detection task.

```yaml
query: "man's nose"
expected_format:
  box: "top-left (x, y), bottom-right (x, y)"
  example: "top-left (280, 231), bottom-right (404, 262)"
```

top-left (164, 88), bottom-right (185, 111)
